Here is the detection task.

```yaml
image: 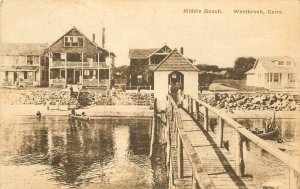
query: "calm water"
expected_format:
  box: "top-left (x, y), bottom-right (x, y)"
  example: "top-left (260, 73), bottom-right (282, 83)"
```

top-left (0, 116), bottom-right (167, 189)
top-left (212, 118), bottom-right (300, 188)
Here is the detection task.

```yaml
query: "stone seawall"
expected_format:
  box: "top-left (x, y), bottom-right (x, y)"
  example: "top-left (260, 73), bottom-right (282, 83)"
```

top-left (199, 92), bottom-right (298, 111)
top-left (1, 89), bottom-right (152, 107)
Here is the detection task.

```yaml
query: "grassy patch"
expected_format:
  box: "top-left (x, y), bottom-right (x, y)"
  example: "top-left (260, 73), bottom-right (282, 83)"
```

top-left (212, 79), bottom-right (266, 91)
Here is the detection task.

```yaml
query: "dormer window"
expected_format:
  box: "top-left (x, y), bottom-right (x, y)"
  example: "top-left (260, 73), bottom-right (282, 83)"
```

top-left (286, 61), bottom-right (292, 66)
top-left (64, 36), bottom-right (84, 47)
top-left (278, 61), bottom-right (284, 66)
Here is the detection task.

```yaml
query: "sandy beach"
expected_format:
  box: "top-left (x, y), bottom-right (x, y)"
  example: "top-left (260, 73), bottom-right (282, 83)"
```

top-left (0, 103), bottom-right (154, 119)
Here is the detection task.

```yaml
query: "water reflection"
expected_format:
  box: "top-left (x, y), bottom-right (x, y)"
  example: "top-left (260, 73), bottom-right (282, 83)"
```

top-left (0, 116), bottom-right (167, 189)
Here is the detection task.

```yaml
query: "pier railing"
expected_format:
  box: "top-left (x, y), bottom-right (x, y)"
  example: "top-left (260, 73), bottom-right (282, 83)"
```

top-left (183, 94), bottom-right (299, 186)
top-left (166, 95), bottom-right (215, 189)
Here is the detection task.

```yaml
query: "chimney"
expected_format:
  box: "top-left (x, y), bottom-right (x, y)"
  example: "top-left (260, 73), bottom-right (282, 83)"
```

top-left (92, 34), bottom-right (95, 42)
top-left (180, 47), bottom-right (184, 55)
top-left (102, 28), bottom-right (105, 48)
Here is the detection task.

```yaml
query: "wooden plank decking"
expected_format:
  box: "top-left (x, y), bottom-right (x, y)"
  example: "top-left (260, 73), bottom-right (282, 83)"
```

top-left (170, 108), bottom-right (257, 189)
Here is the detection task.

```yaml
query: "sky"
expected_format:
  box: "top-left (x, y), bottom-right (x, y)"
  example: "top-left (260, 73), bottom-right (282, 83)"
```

top-left (1, 0), bottom-right (299, 67)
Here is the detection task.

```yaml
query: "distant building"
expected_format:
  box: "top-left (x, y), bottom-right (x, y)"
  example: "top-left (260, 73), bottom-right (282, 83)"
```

top-left (48, 27), bottom-right (116, 88)
top-left (246, 56), bottom-right (299, 90)
top-left (0, 43), bottom-right (48, 87)
top-left (128, 45), bottom-right (172, 88)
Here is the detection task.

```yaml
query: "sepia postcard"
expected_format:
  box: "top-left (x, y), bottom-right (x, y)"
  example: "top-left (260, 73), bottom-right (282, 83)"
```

top-left (0, 0), bottom-right (299, 188)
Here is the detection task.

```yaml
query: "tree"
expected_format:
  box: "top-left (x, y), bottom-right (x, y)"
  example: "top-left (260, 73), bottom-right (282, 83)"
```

top-left (195, 64), bottom-right (220, 72)
top-left (232, 57), bottom-right (256, 80)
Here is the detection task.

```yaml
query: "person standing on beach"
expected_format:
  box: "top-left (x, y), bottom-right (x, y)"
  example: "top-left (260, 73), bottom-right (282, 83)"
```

top-left (46, 99), bottom-right (50, 110)
top-left (56, 100), bottom-right (60, 110)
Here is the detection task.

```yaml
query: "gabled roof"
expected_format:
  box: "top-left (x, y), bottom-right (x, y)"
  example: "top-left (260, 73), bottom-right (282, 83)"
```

top-left (0, 43), bottom-right (47, 56)
top-left (129, 45), bottom-right (172, 59)
top-left (247, 56), bottom-right (300, 74)
top-left (48, 26), bottom-right (114, 56)
top-left (147, 45), bottom-right (172, 58)
top-left (129, 48), bottom-right (158, 59)
top-left (154, 49), bottom-right (199, 72)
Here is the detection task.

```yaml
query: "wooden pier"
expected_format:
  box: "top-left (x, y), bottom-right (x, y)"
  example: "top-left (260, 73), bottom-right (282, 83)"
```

top-left (164, 94), bottom-right (300, 189)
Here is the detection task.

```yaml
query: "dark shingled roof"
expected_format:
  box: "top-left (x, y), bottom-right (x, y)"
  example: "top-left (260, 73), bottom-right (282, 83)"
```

top-left (129, 48), bottom-right (158, 59)
top-left (154, 49), bottom-right (199, 72)
top-left (0, 66), bottom-right (39, 71)
top-left (0, 43), bottom-right (47, 56)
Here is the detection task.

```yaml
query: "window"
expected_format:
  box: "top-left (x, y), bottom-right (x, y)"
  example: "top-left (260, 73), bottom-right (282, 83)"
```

top-left (14, 56), bottom-right (19, 65)
top-left (60, 70), bottom-right (65, 79)
top-left (52, 53), bottom-right (61, 61)
top-left (67, 53), bottom-right (81, 62)
top-left (286, 61), bottom-right (292, 66)
top-left (274, 73), bottom-right (279, 82)
top-left (27, 55), bottom-right (33, 65)
top-left (278, 61), bottom-right (284, 66)
top-left (28, 72), bottom-right (33, 80)
top-left (42, 71), bottom-right (45, 81)
top-left (24, 72), bottom-right (28, 79)
top-left (64, 36), bottom-right (84, 47)
top-left (289, 73), bottom-right (296, 83)
top-left (5, 71), bottom-right (8, 80)
top-left (267, 73), bottom-right (273, 82)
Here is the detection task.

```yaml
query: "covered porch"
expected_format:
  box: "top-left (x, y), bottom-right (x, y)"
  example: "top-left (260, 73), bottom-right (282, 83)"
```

top-left (49, 68), bottom-right (110, 87)
top-left (0, 66), bottom-right (39, 87)
top-left (264, 72), bottom-right (299, 90)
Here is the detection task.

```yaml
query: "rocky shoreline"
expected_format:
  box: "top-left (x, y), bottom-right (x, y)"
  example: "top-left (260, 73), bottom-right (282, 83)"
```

top-left (199, 92), bottom-right (299, 111)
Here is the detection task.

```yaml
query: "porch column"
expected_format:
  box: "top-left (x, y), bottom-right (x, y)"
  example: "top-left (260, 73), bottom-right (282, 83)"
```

top-left (73, 70), bottom-right (75, 83)
top-left (268, 73), bottom-right (271, 90)
top-left (296, 74), bottom-right (299, 89)
top-left (97, 53), bottom-right (100, 87)
top-left (39, 55), bottom-right (41, 86)
top-left (18, 71), bottom-right (20, 83)
top-left (81, 53), bottom-right (84, 86)
top-left (65, 53), bottom-right (67, 86)
top-left (48, 51), bottom-right (51, 86)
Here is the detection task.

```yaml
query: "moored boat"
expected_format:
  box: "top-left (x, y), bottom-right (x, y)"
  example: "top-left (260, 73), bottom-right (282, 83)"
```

top-left (69, 114), bottom-right (90, 121)
top-left (258, 127), bottom-right (280, 140)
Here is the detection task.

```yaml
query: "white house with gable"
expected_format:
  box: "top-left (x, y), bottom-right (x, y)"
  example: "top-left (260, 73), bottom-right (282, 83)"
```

top-left (154, 49), bottom-right (199, 110)
top-left (246, 56), bottom-right (300, 90)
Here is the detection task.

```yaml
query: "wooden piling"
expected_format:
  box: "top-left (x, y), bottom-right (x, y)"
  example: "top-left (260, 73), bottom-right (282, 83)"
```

top-left (203, 107), bottom-right (208, 131)
top-left (217, 116), bottom-right (224, 148)
top-left (190, 98), bottom-right (194, 116)
top-left (178, 133), bottom-right (183, 178)
top-left (235, 131), bottom-right (244, 176)
top-left (148, 115), bottom-right (156, 158)
top-left (192, 172), bottom-right (198, 189)
top-left (195, 101), bottom-right (200, 121)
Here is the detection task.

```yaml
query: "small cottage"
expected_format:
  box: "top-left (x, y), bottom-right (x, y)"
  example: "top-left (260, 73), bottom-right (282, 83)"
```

top-left (246, 57), bottom-right (299, 90)
top-left (0, 43), bottom-right (48, 87)
top-left (154, 49), bottom-right (199, 110)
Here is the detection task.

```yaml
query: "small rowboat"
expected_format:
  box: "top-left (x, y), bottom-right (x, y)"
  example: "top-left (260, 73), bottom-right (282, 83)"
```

top-left (69, 114), bottom-right (90, 122)
top-left (258, 127), bottom-right (280, 140)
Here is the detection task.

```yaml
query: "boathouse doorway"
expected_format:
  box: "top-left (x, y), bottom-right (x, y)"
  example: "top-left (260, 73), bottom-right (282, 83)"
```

top-left (168, 71), bottom-right (184, 91)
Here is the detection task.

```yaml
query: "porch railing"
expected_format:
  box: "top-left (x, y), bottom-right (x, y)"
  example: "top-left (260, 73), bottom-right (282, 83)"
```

top-left (50, 79), bottom-right (66, 85)
top-left (50, 61), bottom-right (108, 68)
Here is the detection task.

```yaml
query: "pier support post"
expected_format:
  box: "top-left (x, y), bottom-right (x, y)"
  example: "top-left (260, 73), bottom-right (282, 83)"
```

top-left (235, 131), bottom-right (244, 176)
top-left (192, 172), bottom-right (199, 189)
top-left (203, 107), bottom-right (208, 131)
top-left (217, 116), bottom-right (224, 148)
top-left (178, 133), bottom-right (183, 179)
top-left (190, 98), bottom-right (194, 116)
top-left (148, 114), bottom-right (156, 158)
top-left (195, 101), bottom-right (200, 122)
